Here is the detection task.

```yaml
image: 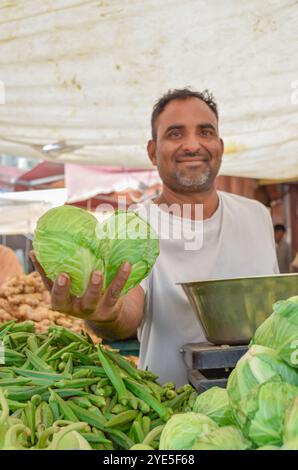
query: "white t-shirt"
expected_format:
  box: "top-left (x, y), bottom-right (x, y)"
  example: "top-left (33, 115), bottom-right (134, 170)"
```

top-left (135, 191), bottom-right (279, 387)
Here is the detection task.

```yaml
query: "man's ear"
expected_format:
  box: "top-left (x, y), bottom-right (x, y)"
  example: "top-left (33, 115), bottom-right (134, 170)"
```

top-left (147, 140), bottom-right (157, 166)
top-left (220, 138), bottom-right (224, 155)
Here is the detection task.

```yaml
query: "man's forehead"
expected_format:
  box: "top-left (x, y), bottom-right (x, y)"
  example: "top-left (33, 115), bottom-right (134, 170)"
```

top-left (157, 97), bottom-right (217, 129)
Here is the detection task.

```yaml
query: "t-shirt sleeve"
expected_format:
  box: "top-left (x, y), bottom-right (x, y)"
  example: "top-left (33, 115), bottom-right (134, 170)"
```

top-left (261, 204), bottom-right (280, 274)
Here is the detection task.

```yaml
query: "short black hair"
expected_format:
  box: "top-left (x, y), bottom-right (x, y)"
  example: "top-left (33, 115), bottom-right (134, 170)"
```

top-left (274, 223), bottom-right (286, 232)
top-left (151, 88), bottom-right (218, 140)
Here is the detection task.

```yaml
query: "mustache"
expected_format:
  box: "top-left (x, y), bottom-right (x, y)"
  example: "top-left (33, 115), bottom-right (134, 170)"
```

top-left (175, 151), bottom-right (211, 160)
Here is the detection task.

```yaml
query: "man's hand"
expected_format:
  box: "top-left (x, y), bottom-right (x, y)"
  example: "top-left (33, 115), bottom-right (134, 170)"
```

top-left (29, 251), bottom-right (131, 324)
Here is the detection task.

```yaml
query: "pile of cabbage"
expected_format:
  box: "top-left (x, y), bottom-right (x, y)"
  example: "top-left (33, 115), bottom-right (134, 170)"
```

top-left (158, 296), bottom-right (298, 450)
top-left (33, 205), bottom-right (159, 296)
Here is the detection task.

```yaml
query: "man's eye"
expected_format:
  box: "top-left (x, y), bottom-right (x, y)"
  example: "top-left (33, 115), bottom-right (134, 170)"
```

top-left (168, 130), bottom-right (182, 138)
top-left (201, 129), bottom-right (213, 136)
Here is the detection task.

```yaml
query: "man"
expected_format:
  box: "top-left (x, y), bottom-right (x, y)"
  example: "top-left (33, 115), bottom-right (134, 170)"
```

top-left (0, 244), bottom-right (23, 285)
top-left (32, 89), bottom-right (279, 386)
top-left (274, 224), bottom-right (291, 273)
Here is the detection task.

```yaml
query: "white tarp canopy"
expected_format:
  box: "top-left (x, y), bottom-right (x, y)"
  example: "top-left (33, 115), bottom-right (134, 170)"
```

top-left (0, 0), bottom-right (297, 179)
top-left (0, 189), bottom-right (67, 234)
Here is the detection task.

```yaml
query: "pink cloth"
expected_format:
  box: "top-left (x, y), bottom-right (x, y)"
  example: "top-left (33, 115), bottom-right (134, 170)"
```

top-left (65, 164), bottom-right (161, 202)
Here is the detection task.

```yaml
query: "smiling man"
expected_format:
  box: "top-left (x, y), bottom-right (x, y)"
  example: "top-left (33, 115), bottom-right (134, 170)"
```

top-left (32, 88), bottom-right (279, 387)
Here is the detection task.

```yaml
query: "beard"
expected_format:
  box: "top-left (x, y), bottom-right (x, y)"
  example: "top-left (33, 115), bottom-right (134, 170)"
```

top-left (174, 166), bottom-right (213, 191)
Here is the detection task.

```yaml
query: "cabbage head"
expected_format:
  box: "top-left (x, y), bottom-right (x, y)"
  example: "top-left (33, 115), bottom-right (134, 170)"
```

top-left (282, 438), bottom-right (298, 450)
top-left (159, 412), bottom-right (218, 450)
top-left (257, 445), bottom-right (281, 450)
top-left (192, 387), bottom-right (234, 426)
top-left (233, 381), bottom-right (298, 448)
top-left (283, 397), bottom-right (298, 442)
top-left (191, 426), bottom-right (251, 450)
top-left (227, 345), bottom-right (298, 407)
top-left (251, 298), bottom-right (298, 369)
top-left (96, 210), bottom-right (159, 294)
top-left (33, 206), bottom-right (159, 296)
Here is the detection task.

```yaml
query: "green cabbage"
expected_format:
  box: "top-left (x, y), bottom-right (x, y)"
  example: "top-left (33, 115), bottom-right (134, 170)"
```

top-left (192, 387), bottom-right (234, 426)
top-left (257, 445), bottom-right (281, 450)
top-left (191, 426), bottom-right (251, 450)
top-left (251, 299), bottom-right (298, 369)
top-left (159, 412), bottom-right (218, 450)
top-left (282, 438), bottom-right (298, 450)
top-left (97, 210), bottom-right (159, 294)
top-left (233, 381), bottom-right (298, 448)
top-left (283, 397), bottom-right (298, 442)
top-left (33, 206), bottom-right (159, 297)
top-left (227, 345), bottom-right (298, 407)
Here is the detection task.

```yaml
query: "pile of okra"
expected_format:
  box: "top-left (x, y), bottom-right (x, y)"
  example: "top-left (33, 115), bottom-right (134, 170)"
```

top-left (0, 320), bottom-right (197, 449)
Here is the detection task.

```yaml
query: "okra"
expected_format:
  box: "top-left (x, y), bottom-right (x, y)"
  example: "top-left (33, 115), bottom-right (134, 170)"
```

top-left (105, 410), bottom-right (139, 428)
top-left (12, 321), bottom-right (35, 333)
top-left (54, 377), bottom-right (101, 389)
top-left (97, 346), bottom-right (129, 406)
top-left (47, 342), bottom-right (78, 362)
top-left (48, 390), bottom-right (79, 422)
top-left (0, 377), bottom-right (31, 387)
top-left (87, 395), bottom-right (106, 408)
top-left (70, 396), bottom-right (92, 409)
top-left (35, 401), bottom-right (54, 431)
top-left (0, 323), bottom-right (16, 340)
top-left (27, 335), bottom-right (39, 353)
top-left (0, 387), bottom-right (9, 426)
top-left (111, 404), bottom-right (128, 414)
top-left (24, 401), bottom-right (36, 445)
top-left (7, 399), bottom-right (27, 411)
top-left (0, 320), bottom-right (16, 333)
top-left (106, 429), bottom-right (135, 450)
top-left (143, 424), bottom-right (164, 446)
top-left (3, 349), bottom-right (25, 366)
top-left (81, 433), bottom-right (112, 445)
top-left (142, 416), bottom-right (151, 437)
top-left (130, 420), bottom-right (144, 444)
top-left (73, 365), bottom-right (106, 377)
top-left (5, 385), bottom-right (49, 402)
top-left (124, 378), bottom-right (173, 422)
top-left (67, 400), bottom-right (106, 430)
top-left (11, 368), bottom-right (66, 386)
top-left (137, 398), bottom-right (150, 414)
top-left (48, 326), bottom-right (90, 347)
top-left (104, 349), bottom-right (142, 382)
top-left (25, 349), bottom-right (53, 372)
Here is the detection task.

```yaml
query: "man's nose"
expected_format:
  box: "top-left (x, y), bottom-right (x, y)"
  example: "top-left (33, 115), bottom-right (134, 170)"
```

top-left (181, 136), bottom-right (202, 154)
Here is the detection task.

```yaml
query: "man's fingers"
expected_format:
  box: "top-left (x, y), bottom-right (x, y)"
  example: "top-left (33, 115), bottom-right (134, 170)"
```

top-left (103, 262), bottom-right (131, 308)
top-left (29, 250), bottom-right (53, 291)
top-left (81, 271), bottom-right (103, 313)
top-left (51, 273), bottom-right (72, 313)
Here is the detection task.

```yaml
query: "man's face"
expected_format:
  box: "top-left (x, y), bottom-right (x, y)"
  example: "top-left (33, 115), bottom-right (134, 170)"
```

top-left (274, 230), bottom-right (285, 243)
top-left (147, 97), bottom-right (224, 192)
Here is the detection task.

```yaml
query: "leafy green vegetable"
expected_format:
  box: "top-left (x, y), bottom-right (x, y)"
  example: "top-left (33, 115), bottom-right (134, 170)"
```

top-left (233, 381), bottom-right (298, 448)
top-left (191, 425), bottom-right (251, 450)
top-left (33, 206), bottom-right (159, 296)
top-left (251, 299), bottom-right (298, 369)
top-left (283, 397), bottom-right (298, 442)
top-left (159, 412), bottom-right (218, 450)
top-left (282, 438), bottom-right (298, 450)
top-left (227, 345), bottom-right (298, 407)
top-left (97, 210), bottom-right (159, 295)
top-left (192, 387), bottom-right (234, 426)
